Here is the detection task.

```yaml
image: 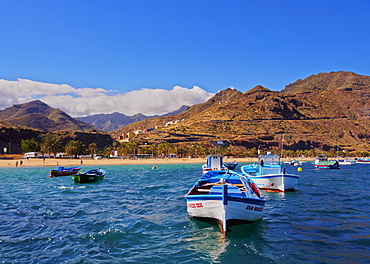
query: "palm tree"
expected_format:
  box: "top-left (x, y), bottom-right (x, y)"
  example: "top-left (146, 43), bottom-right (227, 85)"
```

top-left (190, 143), bottom-right (202, 158)
top-left (103, 146), bottom-right (112, 158)
top-left (112, 141), bottom-right (119, 150)
top-left (175, 145), bottom-right (188, 158)
top-left (147, 144), bottom-right (158, 158)
top-left (129, 140), bottom-right (139, 158)
top-left (158, 142), bottom-right (172, 158)
top-left (88, 143), bottom-right (97, 156)
top-left (118, 142), bottom-right (132, 158)
top-left (65, 140), bottom-right (86, 158)
top-left (41, 134), bottom-right (62, 158)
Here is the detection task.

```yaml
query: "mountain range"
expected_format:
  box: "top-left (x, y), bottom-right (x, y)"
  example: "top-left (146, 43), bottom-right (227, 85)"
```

top-left (76, 105), bottom-right (189, 132)
top-left (112, 71), bottom-right (370, 153)
top-left (1, 71), bottom-right (370, 153)
top-left (0, 100), bottom-right (97, 132)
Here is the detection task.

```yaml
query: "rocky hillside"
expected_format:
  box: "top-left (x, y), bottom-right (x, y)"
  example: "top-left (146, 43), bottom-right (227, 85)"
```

top-left (0, 123), bottom-right (113, 155)
top-left (112, 72), bottom-right (370, 153)
top-left (111, 88), bottom-right (243, 136)
top-left (0, 100), bottom-right (98, 132)
top-left (281, 71), bottom-right (370, 118)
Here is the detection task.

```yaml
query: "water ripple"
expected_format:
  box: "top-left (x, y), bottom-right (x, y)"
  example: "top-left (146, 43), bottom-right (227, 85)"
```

top-left (0, 163), bottom-right (369, 263)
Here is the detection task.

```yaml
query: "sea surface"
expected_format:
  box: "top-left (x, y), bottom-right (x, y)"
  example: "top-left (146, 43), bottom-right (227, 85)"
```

top-left (0, 162), bottom-right (369, 264)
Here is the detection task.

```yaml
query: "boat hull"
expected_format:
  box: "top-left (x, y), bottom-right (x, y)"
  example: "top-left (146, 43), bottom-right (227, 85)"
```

top-left (186, 195), bottom-right (264, 233)
top-left (224, 162), bottom-right (238, 170)
top-left (336, 159), bottom-right (356, 165)
top-left (73, 175), bottom-right (104, 183)
top-left (185, 170), bottom-right (266, 233)
top-left (73, 168), bottom-right (106, 183)
top-left (49, 167), bottom-right (81, 177)
top-left (312, 164), bottom-right (340, 169)
top-left (356, 159), bottom-right (370, 164)
top-left (313, 155), bottom-right (340, 169)
top-left (249, 174), bottom-right (299, 192)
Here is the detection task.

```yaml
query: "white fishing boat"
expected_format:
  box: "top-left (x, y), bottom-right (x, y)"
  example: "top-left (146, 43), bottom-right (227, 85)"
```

top-left (201, 155), bottom-right (238, 174)
top-left (284, 159), bottom-right (303, 166)
top-left (336, 158), bottom-right (356, 165)
top-left (241, 152), bottom-right (300, 192)
top-left (355, 158), bottom-right (370, 164)
top-left (185, 170), bottom-right (266, 234)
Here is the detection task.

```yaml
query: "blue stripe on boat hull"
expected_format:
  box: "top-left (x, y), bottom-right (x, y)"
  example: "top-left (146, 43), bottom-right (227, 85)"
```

top-left (186, 195), bottom-right (266, 206)
top-left (249, 174), bottom-right (299, 179)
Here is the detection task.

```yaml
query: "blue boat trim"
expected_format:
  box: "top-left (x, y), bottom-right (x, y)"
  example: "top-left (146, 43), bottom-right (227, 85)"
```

top-left (251, 174), bottom-right (300, 179)
top-left (186, 195), bottom-right (266, 206)
top-left (228, 196), bottom-right (266, 206)
top-left (187, 195), bottom-right (223, 201)
top-left (222, 184), bottom-right (228, 205)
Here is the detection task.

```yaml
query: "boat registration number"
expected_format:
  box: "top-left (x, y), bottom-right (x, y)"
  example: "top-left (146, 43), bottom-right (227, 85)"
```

top-left (188, 203), bottom-right (203, 208)
top-left (245, 205), bottom-right (263, 212)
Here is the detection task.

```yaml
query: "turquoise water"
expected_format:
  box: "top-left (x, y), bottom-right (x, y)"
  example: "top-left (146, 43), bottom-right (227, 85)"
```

top-left (1, 163), bottom-right (369, 263)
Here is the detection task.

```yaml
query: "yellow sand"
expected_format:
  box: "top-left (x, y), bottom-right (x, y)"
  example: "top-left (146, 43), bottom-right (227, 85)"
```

top-left (1, 157), bottom-right (259, 168)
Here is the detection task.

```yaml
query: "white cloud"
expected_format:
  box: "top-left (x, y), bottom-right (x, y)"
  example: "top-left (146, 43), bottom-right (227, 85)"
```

top-left (0, 78), bottom-right (214, 117)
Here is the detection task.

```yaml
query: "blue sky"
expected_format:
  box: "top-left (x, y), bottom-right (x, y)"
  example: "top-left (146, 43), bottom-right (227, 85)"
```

top-left (0, 0), bottom-right (369, 116)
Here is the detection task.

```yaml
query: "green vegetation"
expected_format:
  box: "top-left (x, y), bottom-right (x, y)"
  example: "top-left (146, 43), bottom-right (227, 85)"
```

top-left (65, 140), bottom-right (86, 158)
top-left (21, 138), bottom-right (40, 153)
top-left (41, 134), bottom-right (63, 158)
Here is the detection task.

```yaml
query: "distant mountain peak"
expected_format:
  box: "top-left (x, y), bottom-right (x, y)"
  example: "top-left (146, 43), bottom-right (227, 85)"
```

top-left (282, 71), bottom-right (370, 94)
top-left (205, 88), bottom-right (243, 104)
top-left (0, 100), bottom-right (98, 132)
top-left (77, 105), bottom-right (190, 132)
top-left (245, 85), bottom-right (272, 94)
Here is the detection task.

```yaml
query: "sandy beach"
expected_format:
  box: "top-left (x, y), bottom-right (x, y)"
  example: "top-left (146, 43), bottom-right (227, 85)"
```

top-left (0, 157), bottom-right (259, 168)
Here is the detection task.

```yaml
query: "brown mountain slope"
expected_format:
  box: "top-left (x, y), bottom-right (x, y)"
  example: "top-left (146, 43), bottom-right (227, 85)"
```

top-left (282, 71), bottom-right (370, 94)
top-left (0, 100), bottom-right (98, 132)
top-left (111, 88), bottom-right (243, 137)
top-left (112, 71), bottom-right (370, 152)
top-left (281, 71), bottom-right (370, 119)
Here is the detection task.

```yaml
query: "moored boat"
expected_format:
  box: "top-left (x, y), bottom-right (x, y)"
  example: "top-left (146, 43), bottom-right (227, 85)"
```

top-left (284, 159), bottom-right (303, 166)
top-left (224, 161), bottom-right (238, 170)
top-left (185, 170), bottom-right (266, 234)
top-left (241, 152), bottom-right (300, 192)
top-left (202, 155), bottom-right (238, 174)
top-left (312, 155), bottom-right (340, 169)
top-left (336, 158), bottom-right (356, 165)
top-left (355, 158), bottom-right (370, 164)
top-left (49, 166), bottom-right (81, 177)
top-left (73, 168), bottom-right (106, 183)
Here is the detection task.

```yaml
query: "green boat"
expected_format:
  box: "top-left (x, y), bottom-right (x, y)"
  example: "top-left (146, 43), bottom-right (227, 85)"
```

top-left (73, 168), bottom-right (106, 183)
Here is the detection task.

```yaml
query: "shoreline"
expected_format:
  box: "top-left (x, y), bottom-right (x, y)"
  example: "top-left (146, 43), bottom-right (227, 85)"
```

top-left (0, 157), bottom-right (260, 168)
top-left (0, 156), bottom-right (319, 168)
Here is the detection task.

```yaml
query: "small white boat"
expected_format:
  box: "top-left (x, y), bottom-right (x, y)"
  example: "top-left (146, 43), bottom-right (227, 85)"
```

top-left (202, 155), bottom-right (238, 174)
top-left (185, 170), bottom-right (266, 234)
top-left (336, 158), bottom-right (356, 165)
top-left (284, 159), bottom-right (302, 166)
top-left (241, 152), bottom-right (300, 192)
top-left (355, 158), bottom-right (370, 164)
